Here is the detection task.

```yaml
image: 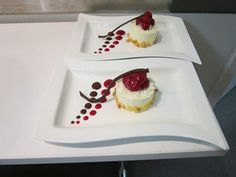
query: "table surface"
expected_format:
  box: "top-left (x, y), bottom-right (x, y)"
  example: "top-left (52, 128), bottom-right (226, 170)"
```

top-left (0, 20), bottom-right (227, 165)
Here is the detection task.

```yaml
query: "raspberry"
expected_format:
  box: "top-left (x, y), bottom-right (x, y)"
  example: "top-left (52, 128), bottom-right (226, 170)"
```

top-left (141, 22), bottom-right (150, 30)
top-left (144, 11), bottom-right (152, 17)
top-left (151, 18), bottom-right (155, 26)
top-left (122, 72), bottom-right (148, 91)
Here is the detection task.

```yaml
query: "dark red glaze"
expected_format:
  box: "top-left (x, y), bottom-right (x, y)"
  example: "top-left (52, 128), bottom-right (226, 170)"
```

top-left (85, 103), bottom-right (92, 109)
top-left (116, 36), bottom-right (123, 40)
top-left (109, 45), bottom-right (115, 48)
top-left (105, 41), bottom-right (110, 44)
top-left (92, 82), bottom-right (101, 90)
top-left (122, 71), bottom-right (149, 91)
top-left (101, 89), bottom-right (110, 96)
top-left (76, 115), bottom-right (81, 119)
top-left (95, 103), bottom-right (102, 109)
top-left (106, 37), bottom-right (112, 40)
top-left (80, 109), bottom-right (87, 114)
top-left (104, 48), bottom-right (110, 52)
top-left (104, 79), bottom-right (116, 88)
top-left (83, 116), bottom-right (89, 121)
top-left (90, 110), bottom-right (97, 116)
top-left (113, 41), bottom-right (119, 45)
top-left (116, 30), bottom-right (125, 35)
top-left (90, 91), bottom-right (97, 97)
top-left (71, 121), bottom-right (75, 124)
top-left (76, 120), bottom-right (80, 124)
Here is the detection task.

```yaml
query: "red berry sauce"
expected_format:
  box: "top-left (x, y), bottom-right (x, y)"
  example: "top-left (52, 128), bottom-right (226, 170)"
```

top-left (94, 29), bottom-right (126, 53)
top-left (90, 110), bottom-right (97, 116)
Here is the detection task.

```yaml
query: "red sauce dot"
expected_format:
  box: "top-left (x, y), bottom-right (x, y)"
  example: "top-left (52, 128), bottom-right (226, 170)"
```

top-left (109, 45), bottom-right (115, 48)
top-left (100, 97), bottom-right (107, 103)
top-left (113, 41), bottom-right (119, 45)
top-left (104, 79), bottom-right (116, 88)
top-left (90, 110), bottom-right (97, 116)
top-left (95, 103), bottom-right (102, 109)
top-left (83, 116), bottom-right (89, 120)
top-left (101, 89), bottom-right (110, 96)
top-left (76, 120), bottom-right (80, 124)
top-left (104, 48), bottom-right (110, 52)
top-left (71, 121), bottom-right (75, 124)
top-left (83, 116), bottom-right (89, 121)
top-left (116, 30), bottom-right (125, 35)
top-left (116, 36), bottom-right (123, 40)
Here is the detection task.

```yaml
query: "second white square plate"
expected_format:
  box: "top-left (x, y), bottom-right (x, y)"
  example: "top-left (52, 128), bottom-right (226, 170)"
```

top-left (68, 14), bottom-right (201, 64)
top-left (35, 57), bottom-right (227, 151)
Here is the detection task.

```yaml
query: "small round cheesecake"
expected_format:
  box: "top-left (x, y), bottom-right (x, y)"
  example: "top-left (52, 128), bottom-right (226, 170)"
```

top-left (128, 22), bottom-right (158, 47)
top-left (114, 78), bottom-right (156, 112)
top-left (127, 11), bottom-right (158, 48)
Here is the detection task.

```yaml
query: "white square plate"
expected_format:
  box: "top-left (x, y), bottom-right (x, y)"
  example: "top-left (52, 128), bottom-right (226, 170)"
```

top-left (35, 57), bottom-right (227, 151)
top-left (68, 14), bottom-right (201, 64)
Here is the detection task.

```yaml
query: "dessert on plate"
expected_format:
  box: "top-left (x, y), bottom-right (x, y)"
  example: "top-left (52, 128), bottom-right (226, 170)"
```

top-left (79, 68), bottom-right (157, 113)
top-left (127, 11), bottom-right (158, 48)
top-left (98, 10), bottom-right (158, 48)
top-left (113, 69), bottom-right (157, 112)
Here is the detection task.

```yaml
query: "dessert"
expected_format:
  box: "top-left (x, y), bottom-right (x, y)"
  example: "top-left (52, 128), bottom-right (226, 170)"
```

top-left (113, 70), bottom-right (157, 112)
top-left (97, 10), bottom-right (157, 48)
top-left (79, 68), bottom-right (157, 113)
top-left (127, 11), bottom-right (158, 48)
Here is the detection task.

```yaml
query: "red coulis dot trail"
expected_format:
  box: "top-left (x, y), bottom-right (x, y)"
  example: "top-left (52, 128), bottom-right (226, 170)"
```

top-left (90, 110), bottom-right (97, 116)
top-left (109, 45), bottom-right (115, 48)
top-left (100, 97), bottom-right (107, 103)
top-left (116, 36), bottom-right (123, 40)
top-left (95, 103), bottom-right (102, 109)
top-left (76, 120), bottom-right (80, 124)
top-left (104, 79), bottom-right (116, 88)
top-left (83, 116), bottom-right (89, 120)
top-left (116, 30), bottom-right (125, 35)
top-left (101, 89), bottom-right (110, 96)
top-left (104, 48), bottom-right (110, 52)
top-left (113, 41), bottom-right (119, 45)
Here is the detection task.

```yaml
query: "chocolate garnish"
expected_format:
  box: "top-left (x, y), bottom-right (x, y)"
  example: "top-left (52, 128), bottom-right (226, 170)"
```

top-left (98, 14), bottom-right (144, 38)
top-left (79, 68), bottom-right (149, 103)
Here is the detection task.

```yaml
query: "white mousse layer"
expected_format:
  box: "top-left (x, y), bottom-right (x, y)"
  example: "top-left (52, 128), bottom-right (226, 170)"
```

top-left (115, 78), bottom-right (156, 107)
top-left (129, 22), bottom-right (158, 44)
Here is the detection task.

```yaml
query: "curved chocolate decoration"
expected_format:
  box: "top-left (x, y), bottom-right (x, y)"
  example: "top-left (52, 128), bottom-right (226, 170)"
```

top-left (98, 14), bottom-right (144, 38)
top-left (79, 68), bottom-right (149, 103)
